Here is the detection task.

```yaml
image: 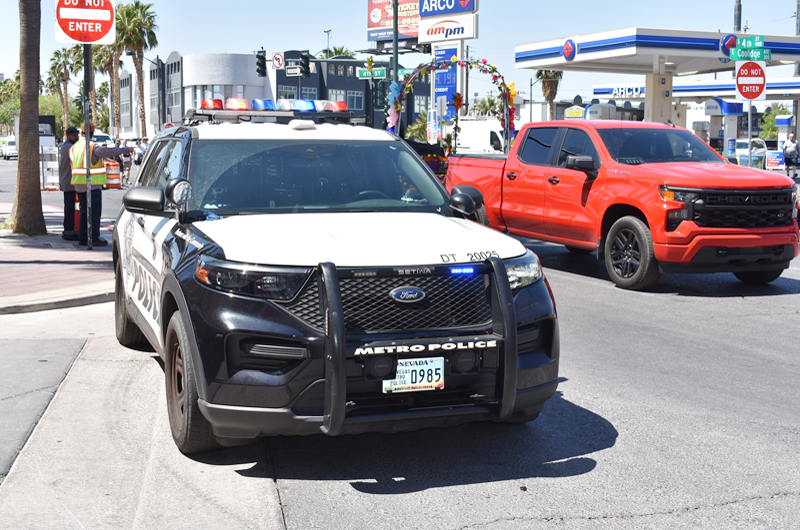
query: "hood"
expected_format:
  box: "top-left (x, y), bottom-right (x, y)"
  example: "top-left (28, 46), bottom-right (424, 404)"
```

top-left (193, 212), bottom-right (527, 267)
top-left (626, 162), bottom-right (794, 189)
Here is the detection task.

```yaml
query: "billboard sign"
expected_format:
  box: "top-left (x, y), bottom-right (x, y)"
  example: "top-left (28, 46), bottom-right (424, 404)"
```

top-left (367, 0), bottom-right (419, 42)
top-left (418, 13), bottom-right (478, 44)
top-left (420, 0), bottom-right (478, 18)
top-left (434, 45), bottom-right (458, 122)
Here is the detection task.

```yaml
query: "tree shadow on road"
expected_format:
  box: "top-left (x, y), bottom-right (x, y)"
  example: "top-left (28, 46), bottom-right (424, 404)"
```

top-left (191, 382), bottom-right (618, 494)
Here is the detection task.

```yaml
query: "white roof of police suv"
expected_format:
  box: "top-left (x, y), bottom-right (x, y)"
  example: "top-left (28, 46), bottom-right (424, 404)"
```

top-left (189, 121), bottom-right (397, 141)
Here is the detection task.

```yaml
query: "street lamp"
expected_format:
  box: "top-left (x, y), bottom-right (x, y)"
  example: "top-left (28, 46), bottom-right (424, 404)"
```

top-left (324, 29), bottom-right (331, 58)
top-left (126, 51), bottom-right (165, 133)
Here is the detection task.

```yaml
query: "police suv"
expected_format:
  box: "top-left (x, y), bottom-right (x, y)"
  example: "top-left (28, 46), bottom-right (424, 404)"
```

top-left (114, 98), bottom-right (560, 454)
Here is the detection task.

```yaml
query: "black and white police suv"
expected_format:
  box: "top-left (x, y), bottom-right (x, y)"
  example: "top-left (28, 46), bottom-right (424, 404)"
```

top-left (114, 99), bottom-right (560, 454)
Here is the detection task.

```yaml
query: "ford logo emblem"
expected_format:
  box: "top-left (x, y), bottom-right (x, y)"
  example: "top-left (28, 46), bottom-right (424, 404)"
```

top-left (389, 286), bottom-right (426, 304)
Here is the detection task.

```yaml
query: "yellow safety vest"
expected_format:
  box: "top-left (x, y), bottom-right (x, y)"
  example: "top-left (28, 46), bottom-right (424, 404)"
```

top-left (70, 139), bottom-right (107, 186)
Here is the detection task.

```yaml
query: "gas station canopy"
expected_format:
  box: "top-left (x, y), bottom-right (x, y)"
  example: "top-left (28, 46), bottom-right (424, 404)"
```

top-left (594, 78), bottom-right (800, 102)
top-left (515, 27), bottom-right (800, 76)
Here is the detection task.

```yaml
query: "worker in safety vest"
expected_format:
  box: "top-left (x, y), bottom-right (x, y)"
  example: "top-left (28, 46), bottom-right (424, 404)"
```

top-left (70, 123), bottom-right (133, 247)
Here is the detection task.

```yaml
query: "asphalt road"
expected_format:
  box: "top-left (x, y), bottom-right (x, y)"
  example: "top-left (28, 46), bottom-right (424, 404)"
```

top-left (0, 244), bottom-right (797, 529)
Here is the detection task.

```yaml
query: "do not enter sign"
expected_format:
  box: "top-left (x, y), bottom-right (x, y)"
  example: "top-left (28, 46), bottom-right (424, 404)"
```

top-left (55, 0), bottom-right (116, 45)
top-left (735, 61), bottom-right (766, 101)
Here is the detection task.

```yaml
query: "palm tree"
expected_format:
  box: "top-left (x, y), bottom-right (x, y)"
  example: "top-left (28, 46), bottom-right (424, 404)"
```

top-left (325, 46), bottom-right (355, 59)
top-left (44, 65), bottom-right (65, 136)
top-left (93, 45), bottom-right (121, 132)
top-left (405, 109), bottom-right (428, 142)
top-left (49, 49), bottom-right (73, 138)
top-left (470, 93), bottom-right (500, 117)
top-left (11, 0), bottom-right (46, 235)
top-left (536, 70), bottom-right (563, 121)
top-left (117, 1), bottom-right (158, 136)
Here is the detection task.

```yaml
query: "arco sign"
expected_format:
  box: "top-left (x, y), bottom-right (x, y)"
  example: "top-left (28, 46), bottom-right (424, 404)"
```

top-left (55, 0), bottom-right (116, 45)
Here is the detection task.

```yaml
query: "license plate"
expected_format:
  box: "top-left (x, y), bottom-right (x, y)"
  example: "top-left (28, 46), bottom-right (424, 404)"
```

top-left (382, 357), bottom-right (444, 394)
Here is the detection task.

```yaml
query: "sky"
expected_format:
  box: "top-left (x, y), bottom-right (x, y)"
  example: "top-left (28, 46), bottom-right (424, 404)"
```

top-left (1, 0), bottom-right (799, 103)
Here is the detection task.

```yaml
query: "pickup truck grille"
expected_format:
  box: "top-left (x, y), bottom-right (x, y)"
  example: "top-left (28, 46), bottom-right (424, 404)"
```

top-left (693, 189), bottom-right (795, 228)
top-left (281, 272), bottom-right (493, 334)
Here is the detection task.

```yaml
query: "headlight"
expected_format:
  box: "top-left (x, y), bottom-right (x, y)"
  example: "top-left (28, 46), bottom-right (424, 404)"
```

top-left (196, 255), bottom-right (311, 300)
top-left (504, 250), bottom-right (543, 290)
top-left (659, 186), bottom-right (699, 203)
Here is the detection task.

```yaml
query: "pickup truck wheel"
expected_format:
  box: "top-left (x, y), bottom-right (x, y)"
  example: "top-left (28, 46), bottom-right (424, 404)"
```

top-left (565, 245), bottom-right (592, 255)
top-left (473, 205), bottom-right (491, 227)
top-left (733, 270), bottom-right (783, 284)
top-left (115, 261), bottom-right (147, 347)
top-left (604, 216), bottom-right (661, 290)
top-left (165, 312), bottom-right (218, 454)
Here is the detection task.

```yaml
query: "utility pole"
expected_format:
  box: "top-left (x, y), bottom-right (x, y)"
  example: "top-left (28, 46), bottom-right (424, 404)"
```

top-left (83, 44), bottom-right (93, 250)
top-left (530, 78), bottom-right (533, 123)
top-left (464, 45), bottom-right (470, 115)
top-left (795, 0), bottom-right (800, 136)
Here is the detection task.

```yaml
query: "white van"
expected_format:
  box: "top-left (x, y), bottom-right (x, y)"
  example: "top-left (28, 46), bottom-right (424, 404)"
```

top-left (2, 137), bottom-right (17, 160)
top-left (454, 117), bottom-right (522, 155)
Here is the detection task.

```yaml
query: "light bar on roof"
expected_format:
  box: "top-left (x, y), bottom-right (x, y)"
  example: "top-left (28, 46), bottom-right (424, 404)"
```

top-left (225, 98), bottom-right (249, 110)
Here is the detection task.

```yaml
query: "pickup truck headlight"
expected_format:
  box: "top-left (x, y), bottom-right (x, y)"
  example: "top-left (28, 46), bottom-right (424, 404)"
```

top-left (196, 255), bottom-right (310, 300)
top-left (505, 250), bottom-right (543, 290)
top-left (660, 186), bottom-right (700, 230)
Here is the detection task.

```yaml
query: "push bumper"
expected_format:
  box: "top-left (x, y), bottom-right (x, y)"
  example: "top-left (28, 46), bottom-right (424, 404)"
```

top-left (196, 258), bottom-right (559, 439)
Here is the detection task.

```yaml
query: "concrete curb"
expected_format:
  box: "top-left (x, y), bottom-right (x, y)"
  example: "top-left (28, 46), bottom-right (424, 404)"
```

top-left (0, 289), bottom-right (114, 315)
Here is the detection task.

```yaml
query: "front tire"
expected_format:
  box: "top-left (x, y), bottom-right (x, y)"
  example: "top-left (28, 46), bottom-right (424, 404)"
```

top-left (604, 216), bottom-right (661, 290)
top-left (734, 270), bottom-right (783, 284)
top-left (115, 261), bottom-right (147, 346)
top-left (165, 312), bottom-right (218, 454)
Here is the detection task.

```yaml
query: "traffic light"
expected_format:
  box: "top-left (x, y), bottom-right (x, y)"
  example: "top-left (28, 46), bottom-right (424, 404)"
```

top-left (299, 51), bottom-right (310, 77)
top-left (256, 50), bottom-right (267, 77)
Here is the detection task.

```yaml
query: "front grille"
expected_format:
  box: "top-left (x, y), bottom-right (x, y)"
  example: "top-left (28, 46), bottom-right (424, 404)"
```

top-left (339, 274), bottom-right (492, 333)
top-left (345, 385), bottom-right (480, 417)
top-left (281, 272), bottom-right (493, 333)
top-left (693, 189), bottom-right (794, 228)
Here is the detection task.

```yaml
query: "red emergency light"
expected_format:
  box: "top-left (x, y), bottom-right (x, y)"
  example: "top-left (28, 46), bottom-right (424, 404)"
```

top-left (225, 98), bottom-right (249, 110)
top-left (200, 98), bottom-right (224, 109)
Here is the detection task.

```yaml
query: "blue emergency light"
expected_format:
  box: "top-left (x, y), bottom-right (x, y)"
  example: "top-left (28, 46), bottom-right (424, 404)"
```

top-left (450, 267), bottom-right (475, 275)
top-left (251, 99), bottom-right (275, 110)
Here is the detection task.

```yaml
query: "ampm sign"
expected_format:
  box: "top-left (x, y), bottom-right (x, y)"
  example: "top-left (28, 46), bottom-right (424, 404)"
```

top-left (418, 13), bottom-right (478, 43)
top-left (420, 0), bottom-right (478, 18)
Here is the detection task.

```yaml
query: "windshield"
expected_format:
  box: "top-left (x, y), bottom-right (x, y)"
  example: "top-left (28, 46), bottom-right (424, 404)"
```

top-left (8, 141), bottom-right (15, 147)
top-left (186, 140), bottom-right (449, 215)
top-left (597, 128), bottom-right (723, 165)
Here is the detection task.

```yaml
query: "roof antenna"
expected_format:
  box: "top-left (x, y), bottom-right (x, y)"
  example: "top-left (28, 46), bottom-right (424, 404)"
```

top-left (666, 119), bottom-right (676, 128)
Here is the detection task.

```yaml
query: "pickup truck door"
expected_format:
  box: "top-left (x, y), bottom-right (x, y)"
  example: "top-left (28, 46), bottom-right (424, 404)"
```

top-left (501, 127), bottom-right (560, 238)
top-left (544, 128), bottom-right (601, 244)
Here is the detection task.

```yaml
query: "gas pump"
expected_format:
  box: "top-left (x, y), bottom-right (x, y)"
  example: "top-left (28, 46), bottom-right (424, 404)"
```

top-left (692, 121), bottom-right (710, 143)
top-left (768, 115), bottom-right (796, 171)
top-left (704, 98), bottom-right (742, 155)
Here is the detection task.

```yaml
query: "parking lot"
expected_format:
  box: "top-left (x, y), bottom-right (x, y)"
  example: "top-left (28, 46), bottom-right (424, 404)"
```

top-left (0, 233), bottom-right (797, 529)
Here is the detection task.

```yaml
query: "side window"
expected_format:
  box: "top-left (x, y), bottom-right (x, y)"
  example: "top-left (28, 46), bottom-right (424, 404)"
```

top-left (137, 141), bottom-right (169, 187)
top-left (518, 127), bottom-right (558, 166)
top-left (558, 129), bottom-right (601, 168)
top-left (489, 131), bottom-right (502, 151)
top-left (155, 141), bottom-right (184, 189)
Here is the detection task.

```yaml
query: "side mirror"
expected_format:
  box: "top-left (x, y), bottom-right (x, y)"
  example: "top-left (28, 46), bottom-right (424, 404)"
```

top-left (450, 185), bottom-right (484, 208)
top-left (449, 193), bottom-right (476, 217)
top-left (565, 155), bottom-right (595, 172)
top-left (491, 138), bottom-right (502, 151)
top-left (726, 156), bottom-right (739, 165)
top-left (123, 186), bottom-right (166, 215)
top-left (165, 178), bottom-right (192, 206)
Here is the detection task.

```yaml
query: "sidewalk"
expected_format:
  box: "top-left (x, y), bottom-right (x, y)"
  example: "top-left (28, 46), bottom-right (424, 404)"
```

top-left (0, 202), bottom-right (116, 314)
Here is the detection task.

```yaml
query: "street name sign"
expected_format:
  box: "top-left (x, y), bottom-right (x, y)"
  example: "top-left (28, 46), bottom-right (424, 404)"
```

top-left (730, 47), bottom-right (771, 61)
top-left (285, 65), bottom-right (301, 77)
top-left (735, 61), bottom-right (766, 101)
top-left (738, 35), bottom-right (764, 49)
top-left (357, 68), bottom-right (387, 79)
top-left (55, 0), bottom-right (116, 45)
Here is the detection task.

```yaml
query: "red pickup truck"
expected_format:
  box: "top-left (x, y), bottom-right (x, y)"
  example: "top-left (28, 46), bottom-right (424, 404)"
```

top-left (447, 120), bottom-right (799, 290)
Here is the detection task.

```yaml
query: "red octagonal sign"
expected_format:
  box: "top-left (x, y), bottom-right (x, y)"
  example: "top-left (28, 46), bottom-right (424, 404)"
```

top-left (55, 0), bottom-right (115, 45)
top-left (736, 61), bottom-right (766, 101)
